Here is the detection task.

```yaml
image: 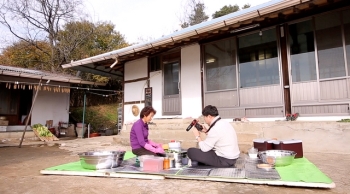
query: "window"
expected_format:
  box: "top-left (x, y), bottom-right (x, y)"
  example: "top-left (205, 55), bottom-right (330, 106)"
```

top-left (204, 38), bottom-right (237, 91)
top-left (315, 12), bottom-right (345, 79)
top-left (238, 29), bottom-right (279, 88)
top-left (289, 20), bottom-right (317, 82)
top-left (163, 62), bottom-right (179, 95)
top-left (149, 56), bottom-right (161, 72)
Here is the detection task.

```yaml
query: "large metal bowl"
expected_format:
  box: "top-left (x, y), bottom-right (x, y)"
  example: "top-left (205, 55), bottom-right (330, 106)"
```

top-left (78, 151), bottom-right (125, 170)
top-left (258, 150), bottom-right (296, 167)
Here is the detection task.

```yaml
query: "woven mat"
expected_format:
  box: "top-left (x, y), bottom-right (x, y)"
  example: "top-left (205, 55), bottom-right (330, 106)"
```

top-left (245, 158), bottom-right (280, 180)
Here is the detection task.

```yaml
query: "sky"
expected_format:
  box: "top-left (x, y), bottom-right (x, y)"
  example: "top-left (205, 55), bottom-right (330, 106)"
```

top-left (85, 0), bottom-right (270, 44)
top-left (0, 0), bottom-right (270, 50)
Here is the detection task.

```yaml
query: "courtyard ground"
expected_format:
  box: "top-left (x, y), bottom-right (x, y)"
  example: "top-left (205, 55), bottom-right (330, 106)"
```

top-left (0, 136), bottom-right (349, 194)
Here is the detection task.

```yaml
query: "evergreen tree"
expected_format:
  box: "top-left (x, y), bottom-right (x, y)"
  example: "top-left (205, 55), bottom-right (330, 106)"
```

top-left (180, 0), bottom-right (209, 28)
top-left (212, 3), bottom-right (252, 19)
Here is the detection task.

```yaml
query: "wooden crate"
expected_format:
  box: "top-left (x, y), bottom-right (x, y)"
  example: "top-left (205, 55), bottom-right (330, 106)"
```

top-left (32, 128), bottom-right (59, 142)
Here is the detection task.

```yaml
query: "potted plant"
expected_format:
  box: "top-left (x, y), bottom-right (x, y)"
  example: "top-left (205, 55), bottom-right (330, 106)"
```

top-left (89, 126), bottom-right (100, 138)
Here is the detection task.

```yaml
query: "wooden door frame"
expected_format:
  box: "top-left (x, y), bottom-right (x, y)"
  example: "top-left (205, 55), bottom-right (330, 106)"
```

top-left (279, 24), bottom-right (292, 115)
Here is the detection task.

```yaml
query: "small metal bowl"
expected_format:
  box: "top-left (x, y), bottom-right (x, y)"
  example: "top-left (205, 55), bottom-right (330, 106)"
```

top-left (258, 150), bottom-right (296, 167)
top-left (78, 151), bottom-right (125, 170)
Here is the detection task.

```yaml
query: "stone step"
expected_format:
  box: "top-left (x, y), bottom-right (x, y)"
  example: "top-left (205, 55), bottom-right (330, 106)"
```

top-left (120, 128), bottom-right (261, 143)
top-left (0, 131), bottom-right (37, 141)
top-left (125, 124), bottom-right (193, 131)
top-left (125, 122), bottom-right (264, 133)
top-left (151, 118), bottom-right (198, 124)
top-left (113, 135), bottom-right (252, 153)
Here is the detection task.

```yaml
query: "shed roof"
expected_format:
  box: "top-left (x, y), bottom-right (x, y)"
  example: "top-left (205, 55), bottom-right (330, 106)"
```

top-left (0, 65), bottom-right (106, 86)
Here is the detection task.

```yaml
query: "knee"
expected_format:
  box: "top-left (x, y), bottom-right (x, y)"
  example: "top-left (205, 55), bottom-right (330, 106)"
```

top-left (187, 148), bottom-right (198, 158)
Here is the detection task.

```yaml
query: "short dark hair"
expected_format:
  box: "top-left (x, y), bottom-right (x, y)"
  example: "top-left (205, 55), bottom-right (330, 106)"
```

top-left (140, 106), bottom-right (157, 118)
top-left (202, 105), bottom-right (219, 117)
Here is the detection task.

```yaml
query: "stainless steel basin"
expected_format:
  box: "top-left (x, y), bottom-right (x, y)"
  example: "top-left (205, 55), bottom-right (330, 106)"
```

top-left (258, 150), bottom-right (296, 167)
top-left (78, 151), bottom-right (125, 170)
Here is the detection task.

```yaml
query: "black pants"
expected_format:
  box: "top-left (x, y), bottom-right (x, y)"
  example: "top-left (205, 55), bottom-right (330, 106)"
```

top-left (187, 148), bottom-right (237, 167)
top-left (132, 147), bottom-right (157, 156)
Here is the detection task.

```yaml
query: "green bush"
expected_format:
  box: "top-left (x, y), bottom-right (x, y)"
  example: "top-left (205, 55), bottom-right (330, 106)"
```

top-left (70, 103), bottom-right (118, 132)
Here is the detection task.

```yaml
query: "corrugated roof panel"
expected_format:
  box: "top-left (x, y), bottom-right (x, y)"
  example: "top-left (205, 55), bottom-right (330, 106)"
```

top-left (0, 65), bottom-right (106, 86)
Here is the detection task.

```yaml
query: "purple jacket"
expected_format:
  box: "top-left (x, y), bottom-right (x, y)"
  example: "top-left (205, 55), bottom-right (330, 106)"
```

top-left (130, 119), bottom-right (149, 150)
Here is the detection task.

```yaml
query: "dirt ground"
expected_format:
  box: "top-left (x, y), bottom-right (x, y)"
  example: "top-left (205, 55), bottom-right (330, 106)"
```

top-left (0, 141), bottom-right (349, 194)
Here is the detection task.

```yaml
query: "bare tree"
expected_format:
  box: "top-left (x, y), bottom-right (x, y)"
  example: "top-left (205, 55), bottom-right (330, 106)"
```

top-left (179, 0), bottom-right (209, 29)
top-left (136, 36), bottom-right (156, 44)
top-left (0, 0), bottom-right (84, 72)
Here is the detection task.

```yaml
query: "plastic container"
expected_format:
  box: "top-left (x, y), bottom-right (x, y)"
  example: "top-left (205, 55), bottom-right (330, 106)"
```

top-left (142, 156), bottom-right (164, 172)
top-left (274, 139), bottom-right (303, 158)
top-left (248, 147), bottom-right (258, 158)
top-left (181, 157), bottom-right (188, 165)
top-left (163, 157), bottom-right (170, 169)
top-left (139, 155), bottom-right (154, 168)
top-left (253, 139), bottom-right (273, 152)
top-left (168, 141), bottom-right (181, 152)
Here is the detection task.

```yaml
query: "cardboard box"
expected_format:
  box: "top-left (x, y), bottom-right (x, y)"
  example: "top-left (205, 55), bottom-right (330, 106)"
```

top-left (0, 120), bottom-right (9, 126)
top-left (46, 120), bottom-right (53, 128)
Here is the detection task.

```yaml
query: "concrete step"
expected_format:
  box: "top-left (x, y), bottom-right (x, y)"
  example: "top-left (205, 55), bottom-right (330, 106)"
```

top-left (125, 124), bottom-right (193, 131)
top-left (113, 135), bottom-right (252, 153)
top-left (0, 131), bottom-right (37, 140)
top-left (120, 128), bottom-right (261, 143)
top-left (121, 120), bottom-right (263, 154)
top-left (125, 121), bottom-right (264, 133)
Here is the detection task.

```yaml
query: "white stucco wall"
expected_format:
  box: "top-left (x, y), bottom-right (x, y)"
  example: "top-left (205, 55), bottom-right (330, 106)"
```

top-left (123, 103), bottom-right (144, 124)
top-left (123, 45), bottom-right (203, 123)
top-left (31, 82), bottom-right (70, 127)
top-left (123, 57), bottom-right (148, 123)
top-left (124, 58), bottom-right (148, 81)
top-left (149, 71), bottom-right (162, 118)
top-left (124, 81), bottom-right (148, 102)
top-left (180, 44), bottom-right (202, 118)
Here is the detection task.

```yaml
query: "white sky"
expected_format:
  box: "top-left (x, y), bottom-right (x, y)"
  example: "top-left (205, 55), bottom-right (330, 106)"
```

top-left (85, 0), bottom-right (270, 44)
top-left (0, 0), bottom-right (270, 50)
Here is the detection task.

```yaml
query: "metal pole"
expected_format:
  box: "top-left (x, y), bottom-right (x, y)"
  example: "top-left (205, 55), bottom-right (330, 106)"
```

top-left (19, 79), bottom-right (42, 148)
top-left (82, 92), bottom-right (86, 138)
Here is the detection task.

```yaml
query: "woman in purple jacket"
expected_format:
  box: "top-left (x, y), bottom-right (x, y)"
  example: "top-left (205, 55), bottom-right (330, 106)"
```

top-left (130, 106), bottom-right (165, 156)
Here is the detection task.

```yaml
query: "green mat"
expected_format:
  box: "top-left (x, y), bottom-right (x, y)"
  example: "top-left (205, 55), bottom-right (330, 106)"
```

top-left (45, 151), bottom-right (136, 172)
top-left (276, 157), bottom-right (332, 184)
top-left (44, 153), bottom-right (332, 184)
